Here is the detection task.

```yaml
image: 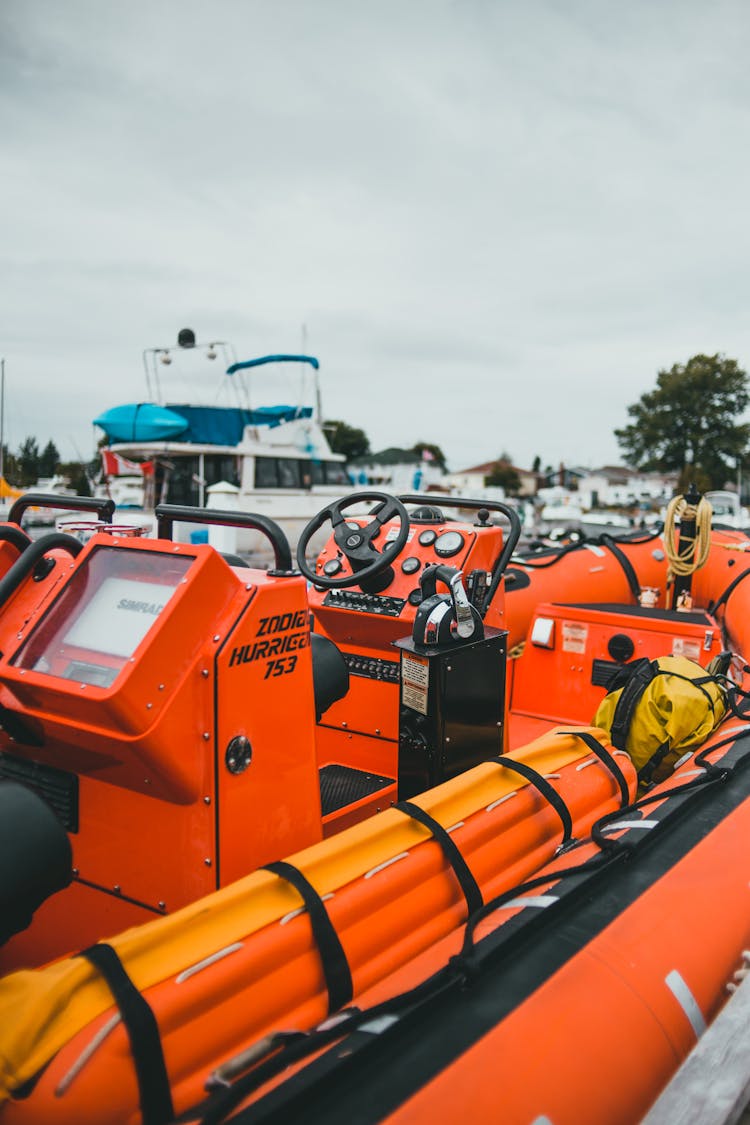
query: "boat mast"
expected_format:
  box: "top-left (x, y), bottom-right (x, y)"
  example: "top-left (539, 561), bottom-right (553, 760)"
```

top-left (301, 324), bottom-right (322, 422)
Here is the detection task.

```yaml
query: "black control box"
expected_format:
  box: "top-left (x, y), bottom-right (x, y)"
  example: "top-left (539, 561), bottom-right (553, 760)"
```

top-left (394, 628), bottom-right (507, 799)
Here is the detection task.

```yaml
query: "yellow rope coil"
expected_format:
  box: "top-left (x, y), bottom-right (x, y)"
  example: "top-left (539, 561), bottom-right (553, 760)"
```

top-left (663, 494), bottom-right (713, 580)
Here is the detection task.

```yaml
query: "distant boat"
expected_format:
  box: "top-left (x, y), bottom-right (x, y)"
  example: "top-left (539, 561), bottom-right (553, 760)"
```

top-left (94, 331), bottom-right (353, 554)
top-left (704, 489), bottom-right (749, 529)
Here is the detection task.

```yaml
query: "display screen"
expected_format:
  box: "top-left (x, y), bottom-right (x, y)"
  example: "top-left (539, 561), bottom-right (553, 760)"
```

top-left (12, 546), bottom-right (194, 686)
top-left (63, 577), bottom-right (174, 658)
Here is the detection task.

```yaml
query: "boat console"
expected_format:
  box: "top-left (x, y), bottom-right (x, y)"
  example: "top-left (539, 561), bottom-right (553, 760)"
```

top-left (0, 494), bottom-right (520, 969)
top-left (301, 492), bottom-right (519, 822)
top-left (0, 509), bottom-right (327, 968)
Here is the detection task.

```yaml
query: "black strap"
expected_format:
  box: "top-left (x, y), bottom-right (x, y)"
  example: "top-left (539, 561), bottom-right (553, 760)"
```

top-left (609, 660), bottom-right (656, 751)
top-left (78, 943), bottom-right (173, 1125)
top-left (264, 859), bottom-right (353, 1015)
top-left (637, 738), bottom-right (673, 787)
top-left (489, 756), bottom-right (573, 848)
top-left (395, 800), bottom-right (484, 915)
top-left (558, 730), bottom-right (631, 808)
top-left (708, 565), bottom-right (750, 616)
top-left (598, 534), bottom-right (642, 601)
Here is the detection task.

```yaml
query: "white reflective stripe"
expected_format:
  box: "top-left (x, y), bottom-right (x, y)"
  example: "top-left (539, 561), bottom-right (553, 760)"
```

top-left (486, 791), bottom-right (517, 813)
top-left (677, 768), bottom-right (703, 780)
top-left (503, 894), bottom-right (559, 910)
top-left (583, 544), bottom-right (606, 556)
top-left (601, 819), bottom-right (659, 833)
top-left (359, 1014), bottom-right (400, 1034)
top-left (176, 941), bottom-right (245, 979)
top-left (446, 821), bottom-right (465, 834)
top-left (576, 757), bottom-right (596, 771)
top-left (55, 1013), bottom-right (121, 1095)
top-left (317, 1011), bottom-right (353, 1031)
top-left (280, 893), bottom-right (334, 926)
top-left (364, 852), bottom-right (409, 879)
top-left (543, 773), bottom-right (561, 780)
top-left (665, 969), bottom-right (706, 1038)
top-left (531, 1118), bottom-right (555, 1125)
top-left (613, 750), bottom-right (630, 758)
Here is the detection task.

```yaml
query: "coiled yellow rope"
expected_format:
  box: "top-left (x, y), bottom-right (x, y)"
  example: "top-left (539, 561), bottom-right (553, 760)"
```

top-left (663, 493), bottom-right (713, 581)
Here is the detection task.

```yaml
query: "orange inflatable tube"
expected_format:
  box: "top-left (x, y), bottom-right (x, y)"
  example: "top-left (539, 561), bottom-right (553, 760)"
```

top-left (0, 728), bottom-right (634, 1123)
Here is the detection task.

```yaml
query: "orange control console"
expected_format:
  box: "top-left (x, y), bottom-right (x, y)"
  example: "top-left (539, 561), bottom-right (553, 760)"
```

top-left (0, 513), bottom-right (324, 969)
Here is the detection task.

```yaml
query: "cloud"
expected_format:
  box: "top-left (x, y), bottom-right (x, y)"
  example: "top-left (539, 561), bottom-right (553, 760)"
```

top-left (2, 0), bottom-right (750, 471)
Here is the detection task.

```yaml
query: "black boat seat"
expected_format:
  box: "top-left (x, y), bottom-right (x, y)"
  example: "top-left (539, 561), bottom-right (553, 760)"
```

top-left (0, 780), bottom-right (73, 945)
top-left (310, 633), bottom-right (350, 721)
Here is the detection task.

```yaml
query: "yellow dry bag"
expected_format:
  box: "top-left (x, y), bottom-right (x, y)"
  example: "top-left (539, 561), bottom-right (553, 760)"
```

top-left (593, 655), bottom-right (727, 787)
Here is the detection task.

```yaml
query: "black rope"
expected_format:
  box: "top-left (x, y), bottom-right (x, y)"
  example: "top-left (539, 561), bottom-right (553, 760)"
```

top-left (489, 755), bottom-right (574, 849)
top-left (511, 540), bottom-right (589, 570)
top-left (395, 800), bottom-right (484, 915)
top-left (557, 730), bottom-right (631, 807)
top-left (78, 943), bottom-right (174, 1125)
top-left (263, 860), bottom-right (353, 1015)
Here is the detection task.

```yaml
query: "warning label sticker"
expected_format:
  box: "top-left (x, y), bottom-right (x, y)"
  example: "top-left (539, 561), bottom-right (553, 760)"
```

top-left (672, 637), bottom-right (701, 662)
top-left (402, 653), bottom-right (429, 715)
top-left (562, 621), bottom-right (588, 654)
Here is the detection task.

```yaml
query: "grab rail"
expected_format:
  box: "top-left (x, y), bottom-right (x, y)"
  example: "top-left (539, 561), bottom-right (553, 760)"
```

top-left (9, 495), bottom-right (115, 526)
top-left (154, 505), bottom-right (293, 572)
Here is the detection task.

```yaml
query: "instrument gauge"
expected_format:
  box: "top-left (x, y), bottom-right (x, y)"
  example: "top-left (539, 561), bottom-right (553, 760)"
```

top-left (418, 529), bottom-right (437, 546)
top-left (323, 559), bottom-right (343, 576)
top-left (401, 556), bottom-right (421, 575)
top-left (434, 531), bottom-right (465, 558)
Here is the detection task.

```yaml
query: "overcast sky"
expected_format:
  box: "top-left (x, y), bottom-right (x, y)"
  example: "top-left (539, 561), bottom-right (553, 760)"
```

top-left (2, 0), bottom-right (750, 473)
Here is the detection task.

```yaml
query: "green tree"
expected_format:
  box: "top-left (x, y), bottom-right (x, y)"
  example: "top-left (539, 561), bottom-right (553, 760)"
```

top-left (60, 461), bottom-right (93, 497)
top-left (17, 436), bottom-right (40, 487)
top-left (411, 442), bottom-right (447, 471)
top-left (324, 420), bottom-right (370, 460)
top-left (39, 440), bottom-right (61, 478)
top-left (484, 457), bottom-right (521, 494)
top-left (615, 354), bottom-right (750, 488)
top-left (531, 455), bottom-right (541, 474)
top-left (0, 444), bottom-right (18, 484)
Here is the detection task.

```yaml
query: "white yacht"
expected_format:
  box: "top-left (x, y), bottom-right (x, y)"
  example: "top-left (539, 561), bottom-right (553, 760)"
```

top-left (94, 331), bottom-right (352, 556)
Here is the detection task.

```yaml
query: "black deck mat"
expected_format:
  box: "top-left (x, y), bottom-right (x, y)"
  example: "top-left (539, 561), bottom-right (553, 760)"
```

top-left (319, 764), bottom-right (394, 816)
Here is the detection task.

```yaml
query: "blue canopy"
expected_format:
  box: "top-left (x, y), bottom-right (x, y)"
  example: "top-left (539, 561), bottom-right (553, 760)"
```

top-left (95, 403), bottom-right (313, 445)
top-left (226, 354), bottom-right (320, 374)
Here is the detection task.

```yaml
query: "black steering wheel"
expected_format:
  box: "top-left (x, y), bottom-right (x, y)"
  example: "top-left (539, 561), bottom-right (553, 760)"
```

top-left (296, 491), bottom-right (410, 590)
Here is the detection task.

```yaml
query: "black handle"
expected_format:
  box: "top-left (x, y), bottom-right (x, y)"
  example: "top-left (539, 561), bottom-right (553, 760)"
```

top-left (419, 564), bottom-right (461, 601)
top-left (9, 494), bottom-right (115, 525)
top-left (0, 526), bottom-right (32, 554)
top-left (154, 505), bottom-right (293, 571)
top-left (0, 533), bottom-right (83, 611)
